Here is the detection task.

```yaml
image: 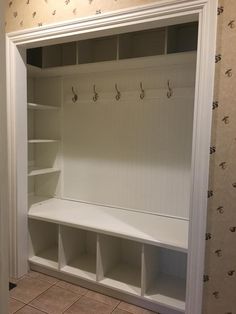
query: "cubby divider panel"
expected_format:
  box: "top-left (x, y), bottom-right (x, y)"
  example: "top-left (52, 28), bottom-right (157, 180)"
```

top-left (28, 219), bottom-right (58, 269)
top-left (98, 234), bottom-right (142, 295)
top-left (60, 226), bottom-right (97, 281)
top-left (143, 245), bottom-right (187, 311)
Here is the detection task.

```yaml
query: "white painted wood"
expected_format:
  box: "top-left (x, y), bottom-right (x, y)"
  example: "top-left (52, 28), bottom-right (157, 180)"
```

top-left (28, 198), bottom-right (188, 251)
top-left (28, 167), bottom-right (60, 176)
top-left (98, 235), bottom-right (142, 295)
top-left (6, 1), bottom-right (218, 313)
top-left (31, 264), bottom-right (183, 314)
top-left (27, 75), bottom-right (62, 208)
top-left (28, 139), bottom-right (60, 143)
top-left (6, 39), bottom-right (28, 278)
top-left (62, 54), bottom-right (195, 219)
top-left (28, 219), bottom-right (58, 269)
top-left (60, 226), bottom-right (97, 280)
top-left (28, 103), bottom-right (60, 110)
top-left (0, 1), bottom-right (9, 311)
top-left (143, 245), bottom-right (187, 311)
top-left (29, 248), bottom-right (58, 270)
top-left (145, 274), bottom-right (186, 312)
top-left (186, 1), bottom-right (218, 313)
top-left (28, 194), bottom-right (54, 207)
top-left (27, 52), bottom-right (196, 78)
top-left (34, 173), bottom-right (61, 200)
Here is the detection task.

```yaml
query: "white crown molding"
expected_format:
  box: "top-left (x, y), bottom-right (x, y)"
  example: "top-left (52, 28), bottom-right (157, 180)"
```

top-left (7, 0), bottom-right (207, 45)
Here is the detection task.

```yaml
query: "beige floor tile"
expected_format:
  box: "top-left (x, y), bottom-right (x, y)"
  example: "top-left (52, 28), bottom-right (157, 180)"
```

top-left (112, 309), bottom-right (131, 314)
top-left (27, 271), bottom-right (59, 284)
top-left (15, 305), bottom-right (47, 314)
top-left (64, 296), bottom-right (114, 314)
top-left (29, 285), bottom-right (79, 314)
top-left (56, 280), bottom-right (88, 296)
top-left (86, 290), bottom-right (120, 308)
top-left (9, 298), bottom-right (25, 314)
top-left (118, 302), bottom-right (157, 314)
top-left (10, 277), bottom-right (52, 304)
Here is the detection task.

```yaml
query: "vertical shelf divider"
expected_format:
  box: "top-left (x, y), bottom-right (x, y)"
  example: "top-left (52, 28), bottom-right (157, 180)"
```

top-left (141, 243), bottom-right (145, 297)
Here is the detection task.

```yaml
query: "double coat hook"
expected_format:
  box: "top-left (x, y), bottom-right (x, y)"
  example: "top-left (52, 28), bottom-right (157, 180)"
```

top-left (93, 84), bottom-right (98, 102)
top-left (167, 80), bottom-right (173, 98)
top-left (140, 82), bottom-right (145, 99)
top-left (72, 86), bottom-right (78, 103)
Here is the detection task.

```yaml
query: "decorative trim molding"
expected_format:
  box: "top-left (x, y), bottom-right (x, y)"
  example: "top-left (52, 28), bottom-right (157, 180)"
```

top-left (0, 0), bottom-right (9, 312)
top-left (6, 1), bottom-right (218, 313)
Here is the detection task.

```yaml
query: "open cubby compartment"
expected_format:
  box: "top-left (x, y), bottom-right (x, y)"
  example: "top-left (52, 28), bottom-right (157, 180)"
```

top-left (28, 140), bottom-right (61, 176)
top-left (27, 76), bottom-right (61, 110)
top-left (143, 245), bottom-right (187, 311)
top-left (98, 234), bottom-right (142, 295)
top-left (28, 107), bottom-right (61, 142)
top-left (78, 35), bottom-right (117, 64)
top-left (167, 22), bottom-right (198, 54)
top-left (28, 171), bottom-right (61, 207)
top-left (119, 28), bottom-right (166, 59)
top-left (60, 226), bottom-right (97, 281)
top-left (28, 219), bottom-right (59, 269)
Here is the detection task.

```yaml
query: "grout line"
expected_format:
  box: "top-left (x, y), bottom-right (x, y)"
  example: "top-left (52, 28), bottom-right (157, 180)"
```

top-left (111, 301), bottom-right (122, 313)
top-left (24, 275), bottom-right (59, 306)
top-left (10, 297), bottom-right (27, 305)
top-left (14, 305), bottom-right (48, 314)
top-left (16, 271), bottom-right (84, 314)
top-left (84, 290), bottom-right (121, 309)
top-left (62, 294), bottom-right (83, 313)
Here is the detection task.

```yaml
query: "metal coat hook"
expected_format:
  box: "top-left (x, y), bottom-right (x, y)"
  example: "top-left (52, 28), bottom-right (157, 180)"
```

top-left (140, 82), bottom-right (145, 99)
top-left (93, 84), bottom-right (98, 102)
top-left (72, 86), bottom-right (78, 103)
top-left (115, 83), bottom-right (121, 101)
top-left (167, 80), bottom-right (173, 99)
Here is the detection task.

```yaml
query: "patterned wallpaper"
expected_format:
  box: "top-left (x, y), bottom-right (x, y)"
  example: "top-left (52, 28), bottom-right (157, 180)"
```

top-left (203, 0), bottom-right (236, 313)
top-left (5, 0), bottom-right (236, 313)
top-left (5, 0), bottom-right (157, 32)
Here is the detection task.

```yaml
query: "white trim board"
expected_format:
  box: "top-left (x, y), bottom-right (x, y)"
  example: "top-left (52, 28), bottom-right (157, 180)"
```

top-left (0, 0), bottom-right (9, 313)
top-left (6, 1), bottom-right (217, 314)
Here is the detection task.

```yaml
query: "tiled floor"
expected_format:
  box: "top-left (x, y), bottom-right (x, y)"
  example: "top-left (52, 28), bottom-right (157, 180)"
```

top-left (9, 271), bottom-right (158, 314)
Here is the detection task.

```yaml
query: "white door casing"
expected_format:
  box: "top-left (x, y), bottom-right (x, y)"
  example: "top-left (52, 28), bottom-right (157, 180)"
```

top-left (0, 0), bottom-right (9, 313)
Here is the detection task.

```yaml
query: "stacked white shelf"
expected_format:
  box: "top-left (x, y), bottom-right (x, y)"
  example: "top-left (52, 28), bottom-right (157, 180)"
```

top-left (27, 76), bottom-right (62, 205)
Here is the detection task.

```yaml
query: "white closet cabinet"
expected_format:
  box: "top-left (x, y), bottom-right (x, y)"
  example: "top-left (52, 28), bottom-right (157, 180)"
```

top-left (26, 27), bottom-right (197, 314)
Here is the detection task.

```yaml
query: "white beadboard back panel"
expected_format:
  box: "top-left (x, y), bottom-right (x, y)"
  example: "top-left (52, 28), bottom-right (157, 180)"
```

top-left (62, 53), bottom-right (196, 219)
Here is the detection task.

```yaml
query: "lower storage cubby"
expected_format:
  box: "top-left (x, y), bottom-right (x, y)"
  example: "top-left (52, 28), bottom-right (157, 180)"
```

top-left (143, 245), bottom-right (187, 311)
top-left (98, 234), bottom-right (142, 295)
top-left (60, 226), bottom-right (97, 281)
top-left (28, 219), bottom-right (58, 269)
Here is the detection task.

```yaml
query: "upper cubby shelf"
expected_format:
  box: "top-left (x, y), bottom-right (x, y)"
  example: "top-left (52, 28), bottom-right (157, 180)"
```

top-left (28, 198), bottom-right (189, 252)
top-left (27, 51), bottom-right (196, 78)
top-left (27, 22), bottom-right (198, 71)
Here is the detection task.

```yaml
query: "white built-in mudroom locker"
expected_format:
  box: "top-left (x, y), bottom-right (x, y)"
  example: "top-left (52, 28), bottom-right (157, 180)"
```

top-left (20, 21), bottom-right (199, 314)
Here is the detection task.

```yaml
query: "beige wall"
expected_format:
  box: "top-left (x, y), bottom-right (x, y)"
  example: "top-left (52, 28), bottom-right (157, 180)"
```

top-left (5, 0), bottom-right (236, 313)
